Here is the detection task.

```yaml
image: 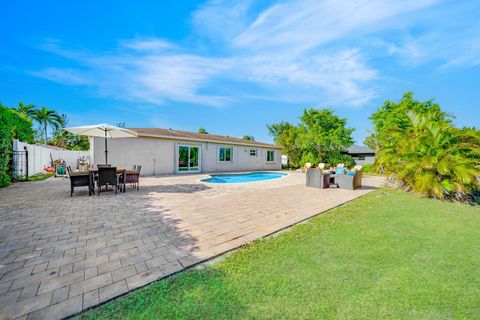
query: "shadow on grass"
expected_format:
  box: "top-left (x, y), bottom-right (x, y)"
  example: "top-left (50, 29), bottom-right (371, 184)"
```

top-left (79, 268), bottom-right (246, 320)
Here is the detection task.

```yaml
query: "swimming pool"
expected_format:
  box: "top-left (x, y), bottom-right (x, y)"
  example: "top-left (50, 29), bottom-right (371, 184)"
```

top-left (201, 172), bottom-right (287, 184)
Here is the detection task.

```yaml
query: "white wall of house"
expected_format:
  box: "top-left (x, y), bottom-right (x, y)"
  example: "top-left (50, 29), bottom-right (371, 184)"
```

top-left (351, 155), bottom-right (375, 165)
top-left (91, 137), bottom-right (282, 175)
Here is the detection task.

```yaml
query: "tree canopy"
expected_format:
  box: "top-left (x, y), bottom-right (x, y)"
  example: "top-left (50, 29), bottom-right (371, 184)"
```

top-left (370, 93), bottom-right (480, 203)
top-left (365, 92), bottom-right (451, 151)
top-left (242, 135), bottom-right (255, 141)
top-left (268, 108), bottom-right (354, 168)
top-left (198, 127), bottom-right (208, 134)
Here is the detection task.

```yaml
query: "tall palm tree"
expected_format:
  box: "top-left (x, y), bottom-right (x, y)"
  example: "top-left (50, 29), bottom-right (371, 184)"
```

top-left (17, 102), bottom-right (37, 117)
top-left (377, 111), bottom-right (480, 201)
top-left (32, 107), bottom-right (63, 146)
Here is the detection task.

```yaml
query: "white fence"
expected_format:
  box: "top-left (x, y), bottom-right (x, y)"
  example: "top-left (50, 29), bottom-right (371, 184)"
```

top-left (13, 139), bottom-right (90, 177)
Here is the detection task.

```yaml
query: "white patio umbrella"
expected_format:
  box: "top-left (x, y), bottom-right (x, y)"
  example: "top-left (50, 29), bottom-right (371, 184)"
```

top-left (65, 123), bottom-right (138, 165)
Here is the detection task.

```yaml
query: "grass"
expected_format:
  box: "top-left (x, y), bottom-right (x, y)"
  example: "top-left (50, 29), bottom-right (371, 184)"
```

top-left (27, 172), bottom-right (55, 181)
top-left (80, 189), bottom-right (480, 320)
top-left (0, 172), bottom-right (54, 187)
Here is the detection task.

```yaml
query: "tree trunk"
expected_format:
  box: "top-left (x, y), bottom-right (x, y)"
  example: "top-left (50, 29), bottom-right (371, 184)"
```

top-left (44, 121), bottom-right (47, 146)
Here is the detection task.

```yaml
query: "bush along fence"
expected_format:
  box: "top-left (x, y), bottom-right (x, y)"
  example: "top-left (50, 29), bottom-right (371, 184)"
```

top-left (11, 139), bottom-right (90, 180)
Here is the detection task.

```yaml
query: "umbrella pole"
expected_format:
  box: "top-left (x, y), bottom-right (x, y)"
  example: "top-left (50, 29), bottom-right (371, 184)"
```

top-left (105, 129), bottom-right (108, 165)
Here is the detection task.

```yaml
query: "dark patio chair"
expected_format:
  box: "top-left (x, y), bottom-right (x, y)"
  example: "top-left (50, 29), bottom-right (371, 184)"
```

top-left (67, 166), bottom-right (92, 196)
top-left (125, 165), bottom-right (141, 190)
top-left (97, 167), bottom-right (119, 195)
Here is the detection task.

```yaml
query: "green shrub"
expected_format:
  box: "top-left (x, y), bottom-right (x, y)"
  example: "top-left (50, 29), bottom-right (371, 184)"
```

top-left (377, 111), bottom-right (480, 202)
top-left (361, 163), bottom-right (374, 173)
top-left (323, 151), bottom-right (356, 168)
top-left (0, 104), bottom-right (35, 186)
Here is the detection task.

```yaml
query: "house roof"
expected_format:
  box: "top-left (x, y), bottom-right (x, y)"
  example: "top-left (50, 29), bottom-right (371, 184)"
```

top-left (128, 128), bottom-right (281, 149)
top-left (343, 145), bottom-right (375, 154)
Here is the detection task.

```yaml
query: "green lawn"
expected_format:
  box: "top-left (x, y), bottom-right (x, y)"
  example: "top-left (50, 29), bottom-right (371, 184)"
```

top-left (81, 189), bottom-right (480, 320)
top-left (28, 171), bottom-right (55, 181)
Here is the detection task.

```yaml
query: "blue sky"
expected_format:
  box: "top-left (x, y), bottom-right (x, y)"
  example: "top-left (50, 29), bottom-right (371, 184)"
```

top-left (1, 0), bottom-right (479, 144)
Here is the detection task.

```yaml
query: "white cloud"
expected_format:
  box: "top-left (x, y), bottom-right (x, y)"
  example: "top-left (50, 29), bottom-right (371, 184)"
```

top-left (235, 49), bottom-right (377, 107)
top-left (233, 0), bottom-right (441, 52)
top-left (33, 39), bottom-right (230, 107)
top-left (30, 68), bottom-right (91, 85)
top-left (192, 0), bottom-right (254, 41)
top-left (32, 0), bottom-right (480, 109)
top-left (120, 38), bottom-right (177, 52)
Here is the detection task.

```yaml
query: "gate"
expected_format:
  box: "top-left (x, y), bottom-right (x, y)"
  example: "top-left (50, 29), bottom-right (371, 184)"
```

top-left (12, 148), bottom-right (28, 180)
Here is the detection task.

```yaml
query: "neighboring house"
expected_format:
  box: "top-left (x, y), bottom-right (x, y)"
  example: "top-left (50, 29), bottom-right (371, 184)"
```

top-left (90, 128), bottom-right (282, 175)
top-left (342, 145), bottom-right (376, 165)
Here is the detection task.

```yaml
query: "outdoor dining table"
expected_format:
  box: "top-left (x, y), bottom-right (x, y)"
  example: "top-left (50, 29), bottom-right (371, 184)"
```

top-left (89, 168), bottom-right (134, 193)
top-left (73, 168), bottom-right (131, 193)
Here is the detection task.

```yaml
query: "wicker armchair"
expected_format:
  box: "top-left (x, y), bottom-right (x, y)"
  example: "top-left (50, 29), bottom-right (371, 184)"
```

top-left (335, 171), bottom-right (363, 190)
top-left (306, 168), bottom-right (330, 189)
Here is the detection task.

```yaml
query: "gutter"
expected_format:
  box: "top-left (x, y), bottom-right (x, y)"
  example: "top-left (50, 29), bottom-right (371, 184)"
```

top-left (133, 133), bottom-right (283, 149)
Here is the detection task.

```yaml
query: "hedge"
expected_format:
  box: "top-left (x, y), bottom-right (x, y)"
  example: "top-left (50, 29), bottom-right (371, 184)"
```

top-left (0, 104), bottom-right (35, 186)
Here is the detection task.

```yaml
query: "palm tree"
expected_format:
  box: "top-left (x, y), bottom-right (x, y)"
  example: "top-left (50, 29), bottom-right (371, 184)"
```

top-left (377, 111), bottom-right (480, 201)
top-left (32, 107), bottom-right (63, 146)
top-left (17, 102), bottom-right (37, 117)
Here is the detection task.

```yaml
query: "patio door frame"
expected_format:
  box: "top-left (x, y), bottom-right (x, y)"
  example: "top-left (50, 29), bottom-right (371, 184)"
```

top-left (176, 144), bottom-right (202, 173)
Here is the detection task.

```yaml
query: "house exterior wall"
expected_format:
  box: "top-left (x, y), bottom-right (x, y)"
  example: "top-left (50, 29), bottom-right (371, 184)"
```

top-left (91, 137), bottom-right (282, 175)
top-left (350, 154), bottom-right (375, 165)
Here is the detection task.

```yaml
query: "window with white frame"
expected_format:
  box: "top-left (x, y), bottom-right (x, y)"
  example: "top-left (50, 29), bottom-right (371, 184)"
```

top-left (249, 149), bottom-right (257, 156)
top-left (266, 150), bottom-right (275, 162)
top-left (218, 146), bottom-right (233, 162)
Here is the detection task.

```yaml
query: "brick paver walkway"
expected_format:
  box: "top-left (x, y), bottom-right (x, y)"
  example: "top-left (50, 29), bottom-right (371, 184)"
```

top-left (0, 172), bottom-right (384, 319)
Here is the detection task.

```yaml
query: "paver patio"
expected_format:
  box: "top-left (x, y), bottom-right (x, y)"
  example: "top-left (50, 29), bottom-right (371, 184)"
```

top-left (0, 172), bottom-right (384, 319)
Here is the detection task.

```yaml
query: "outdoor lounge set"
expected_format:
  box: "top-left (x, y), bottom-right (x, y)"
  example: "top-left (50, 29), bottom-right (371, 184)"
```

top-left (67, 165), bottom-right (141, 196)
top-left (305, 163), bottom-right (363, 190)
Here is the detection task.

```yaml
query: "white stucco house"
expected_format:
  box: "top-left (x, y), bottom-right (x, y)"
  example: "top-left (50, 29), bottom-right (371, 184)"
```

top-left (90, 128), bottom-right (282, 175)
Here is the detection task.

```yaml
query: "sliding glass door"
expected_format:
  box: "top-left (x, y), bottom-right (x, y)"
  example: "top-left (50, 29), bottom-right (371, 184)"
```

top-left (178, 145), bottom-right (200, 172)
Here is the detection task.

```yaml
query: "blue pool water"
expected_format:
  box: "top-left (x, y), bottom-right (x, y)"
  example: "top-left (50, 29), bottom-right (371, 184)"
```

top-left (202, 172), bottom-right (287, 184)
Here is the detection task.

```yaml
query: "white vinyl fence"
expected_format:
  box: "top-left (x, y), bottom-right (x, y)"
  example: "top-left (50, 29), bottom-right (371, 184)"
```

top-left (13, 139), bottom-right (90, 177)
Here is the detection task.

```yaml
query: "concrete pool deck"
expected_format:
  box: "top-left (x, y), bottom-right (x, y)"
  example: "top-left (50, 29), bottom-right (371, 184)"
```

top-left (0, 171), bottom-right (385, 319)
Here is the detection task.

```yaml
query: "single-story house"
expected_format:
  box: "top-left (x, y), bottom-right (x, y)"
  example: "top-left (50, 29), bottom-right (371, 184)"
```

top-left (89, 128), bottom-right (282, 175)
top-left (342, 145), bottom-right (376, 165)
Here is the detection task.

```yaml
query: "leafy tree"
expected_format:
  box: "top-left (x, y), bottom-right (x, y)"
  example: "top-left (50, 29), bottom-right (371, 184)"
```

top-left (267, 121), bottom-right (302, 167)
top-left (32, 106), bottom-right (63, 146)
top-left (198, 127), bottom-right (208, 134)
top-left (268, 108), bottom-right (354, 168)
top-left (377, 110), bottom-right (480, 201)
top-left (299, 108), bottom-right (354, 158)
top-left (116, 122), bottom-right (126, 128)
top-left (366, 92), bottom-right (451, 152)
top-left (50, 114), bottom-right (89, 150)
top-left (243, 135), bottom-right (255, 141)
top-left (363, 132), bottom-right (379, 152)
